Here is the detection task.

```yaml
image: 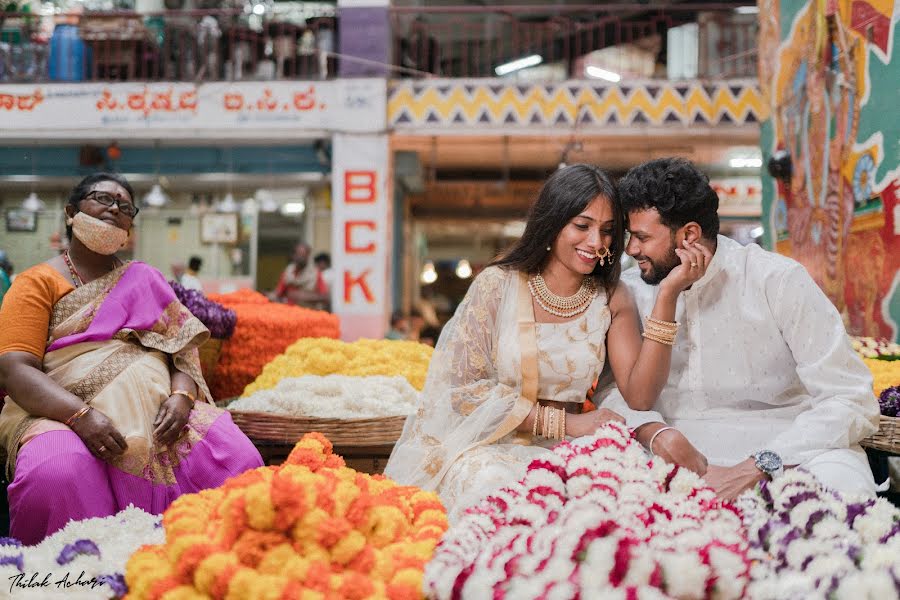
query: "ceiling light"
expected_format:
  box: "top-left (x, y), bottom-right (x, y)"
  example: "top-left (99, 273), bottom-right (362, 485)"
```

top-left (218, 193), bottom-right (238, 213)
top-left (585, 65), bottom-right (621, 82)
top-left (729, 157), bottom-right (763, 168)
top-left (21, 191), bottom-right (45, 212)
top-left (420, 261), bottom-right (438, 284)
top-left (143, 183), bottom-right (170, 207)
top-left (735, 6), bottom-right (760, 14)
top-left (455, 259), bottom-right (473, 279)
top-left (495, 54), bottom-right (542, 76)
top-left (282, 202), bottom-right (306, 215)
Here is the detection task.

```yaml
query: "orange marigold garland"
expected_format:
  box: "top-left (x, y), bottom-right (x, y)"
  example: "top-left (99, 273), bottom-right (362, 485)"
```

top-left (206, 290), bottom-right (341, 400)
top-left (124, 433), bottom-right (448, 600)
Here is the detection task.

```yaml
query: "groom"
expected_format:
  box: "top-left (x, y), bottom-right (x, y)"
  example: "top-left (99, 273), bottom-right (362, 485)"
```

top-left (598, 158), bottom-right (879, 499)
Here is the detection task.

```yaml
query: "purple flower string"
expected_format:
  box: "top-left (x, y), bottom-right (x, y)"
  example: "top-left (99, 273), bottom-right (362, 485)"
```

top-left (0, 554), bottom-right (24, 572)
top-left (879, 386), bottom-right (900, 417)
top-left (98, 573), bottom-right (128, 598)
top-left (56, 539), bottom-right (101, 565)
top-left (0, 537), bottom-right (22, 548)
top-left (169, 281), bottom-right (237, 339)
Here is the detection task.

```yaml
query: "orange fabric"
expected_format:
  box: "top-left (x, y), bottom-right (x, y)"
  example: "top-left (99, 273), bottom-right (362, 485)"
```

top-left (0, 263), bottom-right (74, 359)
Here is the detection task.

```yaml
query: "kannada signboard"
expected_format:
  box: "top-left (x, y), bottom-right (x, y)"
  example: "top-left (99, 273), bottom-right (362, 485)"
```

top-left (0, 79), bottom-right (386, 139)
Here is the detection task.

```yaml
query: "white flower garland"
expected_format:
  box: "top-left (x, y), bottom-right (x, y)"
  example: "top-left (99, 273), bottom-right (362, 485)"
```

top-left (0, 505), bottom-right (163, 599)
top-left (227, 374), bottom-right (419, 418)
top-left (736, 469), bottom-right (900, 599)
top-left (426, 423), bottom-right (751, 599)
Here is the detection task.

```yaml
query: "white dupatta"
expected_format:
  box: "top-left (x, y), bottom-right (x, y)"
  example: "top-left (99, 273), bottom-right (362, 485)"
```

top-left (384, 266), bottom-right (540, 490)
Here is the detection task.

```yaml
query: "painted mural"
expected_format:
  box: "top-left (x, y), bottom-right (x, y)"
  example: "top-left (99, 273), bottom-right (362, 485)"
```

top-left (760, 0), bottom-right (900, 341)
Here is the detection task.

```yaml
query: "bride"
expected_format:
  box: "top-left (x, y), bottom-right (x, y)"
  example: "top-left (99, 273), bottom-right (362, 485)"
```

top-left (385, 164), bottom-right (711, 519)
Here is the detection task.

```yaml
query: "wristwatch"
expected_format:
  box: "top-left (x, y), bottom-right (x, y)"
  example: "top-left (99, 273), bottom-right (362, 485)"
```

top-left (751, 450), bottom-right (783, 480)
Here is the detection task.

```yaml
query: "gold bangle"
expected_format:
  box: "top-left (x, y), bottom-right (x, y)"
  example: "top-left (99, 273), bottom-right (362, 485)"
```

top-left (642, 331), bottom-right (676, 346)
top-left (560, 408), bottom-right (567, 440)
top-left (532, 404), bottom-right (541, 437)
top-left (171, 389), bottom-right (196, 406)
top-left (65, 405), bottom-right (92, 427)
top-left (646, 316), bottom-right (678, 329)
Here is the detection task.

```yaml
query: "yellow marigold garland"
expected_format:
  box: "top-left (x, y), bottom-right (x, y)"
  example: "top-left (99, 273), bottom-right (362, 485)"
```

top-left (242, 338), bottom-right (433, 397)
top-left (124, 433), bottom-right (448, 600)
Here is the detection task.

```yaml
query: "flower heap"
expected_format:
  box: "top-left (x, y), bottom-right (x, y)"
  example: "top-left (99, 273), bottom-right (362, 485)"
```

top-left (206, 290), bottom-right (340, 400)
top-left (125, 433), bottom-right (448, 600)
top-left (426, 423), bottom-right (751, 600)
top-left (880, 386), bottom-right (900, 417)
top-left (737, 469), bottom-right (900, 599)
top-left (852, 336), bottom-right (900, 397)
top-left (0, 505), bottom-right (163, 599)
top-left (230, 374), bottom-right (420, 419)
top-left (243, 338), bottom-right (433, 397)
top-left (169, 281), bottom-right (237, 340)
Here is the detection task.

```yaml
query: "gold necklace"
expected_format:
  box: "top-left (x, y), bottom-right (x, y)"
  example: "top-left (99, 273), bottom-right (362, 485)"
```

top-left (528, 273), bottom-right (596, 318)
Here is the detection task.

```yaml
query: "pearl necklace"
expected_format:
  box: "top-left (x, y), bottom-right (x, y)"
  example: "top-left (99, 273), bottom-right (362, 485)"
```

top-left (528, 273), bottom-right (596, 318)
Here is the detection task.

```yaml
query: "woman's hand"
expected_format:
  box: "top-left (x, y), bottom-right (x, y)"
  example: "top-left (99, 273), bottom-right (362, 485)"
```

top-left (153, 394), bottom-right (193, 447)
top-left (69, 408), bottom-right (128, 461)
top-left (568, 408), bottom-right (625, 437)
top-left (658, 240), bottom-right (713, 295)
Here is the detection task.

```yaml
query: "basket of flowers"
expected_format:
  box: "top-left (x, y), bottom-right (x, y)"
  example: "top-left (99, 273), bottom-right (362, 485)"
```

top-left (854, 337), bottom-right (900, 453)
top-left (225, 338), bottom-right (432, 446)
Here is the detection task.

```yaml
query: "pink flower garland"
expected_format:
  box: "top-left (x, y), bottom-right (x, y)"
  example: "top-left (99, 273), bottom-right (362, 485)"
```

top-left (426, 423), bottom-right (751, 599)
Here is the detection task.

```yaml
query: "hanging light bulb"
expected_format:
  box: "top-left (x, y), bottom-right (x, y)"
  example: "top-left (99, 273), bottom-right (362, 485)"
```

top-left (255, 188), bottom-right (279, 213)
top-left (21, 191), bottom-right (46, 212)
top-left (455, 259), bottom-right (473, 279)
top-left (218, 193), bottom-right (238, 213)
top-left (241, 196), bottom-right (258, 215)
top-left (420, 261), bottom-right (438, 284)
top-left (143, 183), bottom-right (170, 208)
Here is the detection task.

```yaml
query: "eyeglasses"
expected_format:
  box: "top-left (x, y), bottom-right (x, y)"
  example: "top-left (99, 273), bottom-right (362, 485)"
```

top-left (82, 191), bottom-right (140, 218)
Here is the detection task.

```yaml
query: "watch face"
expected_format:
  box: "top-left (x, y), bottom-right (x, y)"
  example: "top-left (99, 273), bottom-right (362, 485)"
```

top-left (756, 450), bottom-right (782, 472)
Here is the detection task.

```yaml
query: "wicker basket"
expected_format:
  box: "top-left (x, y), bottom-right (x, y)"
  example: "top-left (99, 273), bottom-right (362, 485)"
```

top-left (198, 338), bottom-right (223, 381)
top-left (860, 415), bottom-right (900, 454)
top-left (228, 411), bottom-right (407, 446)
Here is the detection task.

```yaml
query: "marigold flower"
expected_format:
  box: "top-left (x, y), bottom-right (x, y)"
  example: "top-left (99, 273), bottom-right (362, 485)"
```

top-left (126, 434), bottom-right (447, 600)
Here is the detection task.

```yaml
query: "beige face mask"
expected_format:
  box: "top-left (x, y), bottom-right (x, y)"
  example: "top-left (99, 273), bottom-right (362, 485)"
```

top-left (69, 212), bottom-right (129, 255)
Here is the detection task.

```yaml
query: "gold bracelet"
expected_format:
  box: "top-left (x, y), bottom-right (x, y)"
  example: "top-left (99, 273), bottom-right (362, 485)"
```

top-left (65, 405), bottom-right (92, 427)
top-left (642, 331), bottom-right (676, 346)
top-left (532, 404), bottom-right (541, 437)
top-left (559, 408), bottom-right (567, 440)
top-left (646, 316), bottom-right (678, 329)
top-left (171, 389), bottom-right (196, 406)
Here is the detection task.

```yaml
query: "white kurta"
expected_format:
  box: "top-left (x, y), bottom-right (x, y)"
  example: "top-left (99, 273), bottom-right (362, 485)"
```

top-left (600, 236), bottom-right (880, 494)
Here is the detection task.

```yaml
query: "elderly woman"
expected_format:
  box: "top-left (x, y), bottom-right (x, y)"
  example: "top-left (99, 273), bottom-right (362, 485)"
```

top-left (0, 173), bottom-right (263, 544)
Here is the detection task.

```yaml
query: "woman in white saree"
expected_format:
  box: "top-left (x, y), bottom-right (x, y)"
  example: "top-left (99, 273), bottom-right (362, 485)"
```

top-left (385, 165), bottom-right (712, 519)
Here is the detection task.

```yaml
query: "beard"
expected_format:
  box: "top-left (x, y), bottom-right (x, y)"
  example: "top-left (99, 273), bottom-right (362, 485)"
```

top-left (636, 245), bottom-right (680, 285)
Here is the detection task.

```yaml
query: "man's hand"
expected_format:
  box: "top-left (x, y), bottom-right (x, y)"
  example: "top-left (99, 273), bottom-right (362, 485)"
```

top-left (702, 458), bottom-right (767, 501)
top-left (634, 423), bottom-right (708, 475)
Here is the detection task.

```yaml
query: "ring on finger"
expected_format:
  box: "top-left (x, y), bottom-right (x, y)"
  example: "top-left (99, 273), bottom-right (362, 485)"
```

top-left (690, 262), bottom-right (698, 268)
top-left (98, 445), bottom-right (106, 453)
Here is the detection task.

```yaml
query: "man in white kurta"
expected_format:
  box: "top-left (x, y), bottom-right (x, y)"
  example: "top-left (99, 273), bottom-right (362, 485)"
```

top-left (599, 158), bottom-right (879, 497)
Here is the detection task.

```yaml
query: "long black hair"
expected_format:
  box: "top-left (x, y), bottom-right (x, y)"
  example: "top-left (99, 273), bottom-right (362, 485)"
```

top-left (65, 172), bottom-right (135, 239)
top-left (491, 164), bottom-right (624, 296)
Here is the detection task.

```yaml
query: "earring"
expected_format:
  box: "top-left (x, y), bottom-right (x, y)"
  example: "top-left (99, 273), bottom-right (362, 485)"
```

top-left (66, 217), bottom-right (74, 226)
top-left (546, 245), bottom-right (551, 252)
top-left (595, 245), bottom-right (612, 266)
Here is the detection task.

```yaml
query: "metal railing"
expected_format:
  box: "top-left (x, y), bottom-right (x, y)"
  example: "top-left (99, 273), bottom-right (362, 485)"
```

top-left (389, 3), bottom-right (759, 80)
top-left (0, 8), bottom-right (336, 83)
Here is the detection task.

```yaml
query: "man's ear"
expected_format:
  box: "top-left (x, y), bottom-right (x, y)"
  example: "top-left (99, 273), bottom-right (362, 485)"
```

top-left (682, 222), bottom-right (703, 244)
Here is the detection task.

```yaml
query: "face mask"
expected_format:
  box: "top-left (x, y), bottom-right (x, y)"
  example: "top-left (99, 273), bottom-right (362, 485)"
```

top-left (69, 212), bottom-right (129, 255)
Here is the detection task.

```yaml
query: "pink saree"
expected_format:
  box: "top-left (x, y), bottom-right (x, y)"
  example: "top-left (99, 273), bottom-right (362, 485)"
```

top-left (0, 262), bottom-right (263, 544)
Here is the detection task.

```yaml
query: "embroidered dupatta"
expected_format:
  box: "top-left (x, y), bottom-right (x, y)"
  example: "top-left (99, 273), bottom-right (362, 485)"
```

top-left (384, 267), bottom-right (541, 490)
top-left (0, 262), bottom-right (213, 480)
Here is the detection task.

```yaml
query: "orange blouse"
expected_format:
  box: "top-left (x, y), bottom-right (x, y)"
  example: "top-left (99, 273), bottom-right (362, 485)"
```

top-left (0, 263), bottom-right (74, 359)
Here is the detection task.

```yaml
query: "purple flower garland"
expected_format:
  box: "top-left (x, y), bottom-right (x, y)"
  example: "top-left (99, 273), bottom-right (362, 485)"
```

top-left (169, 281), bottom-right (237, 339)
